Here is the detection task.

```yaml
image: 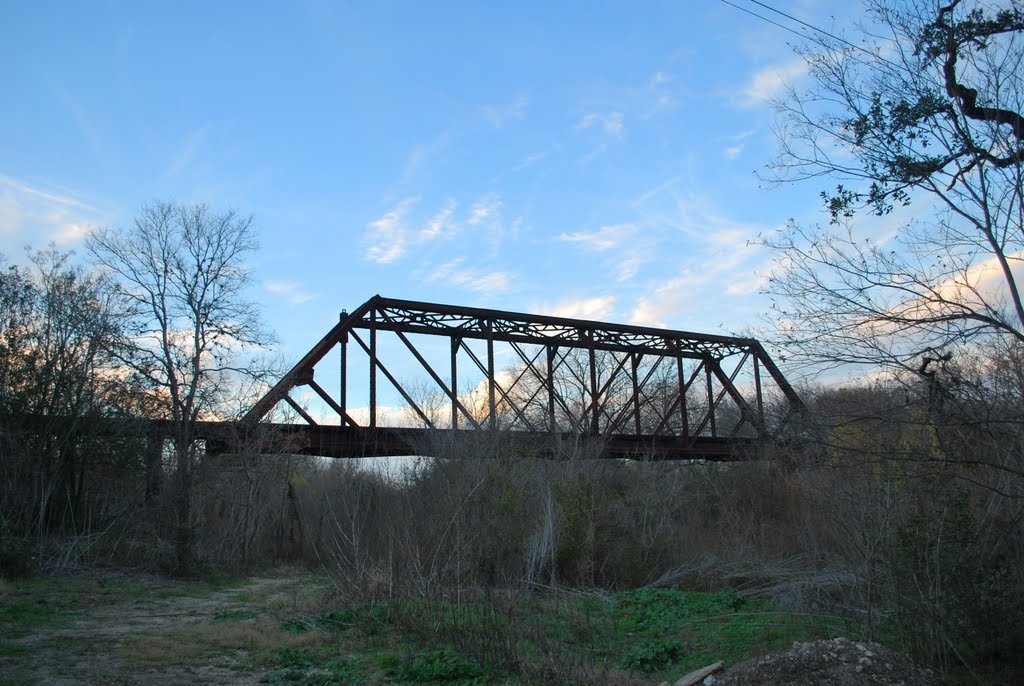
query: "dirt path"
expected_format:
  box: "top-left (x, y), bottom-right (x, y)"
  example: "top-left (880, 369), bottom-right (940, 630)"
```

top-left (1, 569), bottom-right (331, 685)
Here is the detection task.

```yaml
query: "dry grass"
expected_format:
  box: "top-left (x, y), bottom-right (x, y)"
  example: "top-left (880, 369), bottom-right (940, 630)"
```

top-left (120, 616), bottom-right (327, 667)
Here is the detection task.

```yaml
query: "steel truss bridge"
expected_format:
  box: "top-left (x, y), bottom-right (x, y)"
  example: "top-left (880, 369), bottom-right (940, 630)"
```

top-left (232, 295), bottom-right (803, 460)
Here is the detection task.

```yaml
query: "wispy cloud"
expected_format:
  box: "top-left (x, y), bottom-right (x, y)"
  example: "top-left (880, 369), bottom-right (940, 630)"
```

top-left (535, 295), bottom-right (616, 321)
top-left (512, 151), bottom-right (546, 172)
top-left (167, 126), bottom-right (211, 177)
top-left (482, 97), bottom-right (528, 128)
top-left (557, 223), bottom-right (636, 251)
top-left (733, 58), bottom-right (807, 107)
top-left (468, 193), bottom-right (501, 226)
top-left (0, 174), bottom-right (96, 212)
top-left (615, 253), bottom-right (646, 282)
top-left (418, 198), bottom-right (458, 242)
top-left (635, 176), bottom-right (682, 206)
top-left (0, 174), bottom-right (102, 249)
top-left (576, 112), bottom-right (624, 137)
top-left (264, 280), bottom-right (315, 305)
top-left (402, 133), bottom-right (450, 184)
top-left (364, 196), bottom-right (418, 264)
top-left (427, 257), bottom-right (512, 294)
top-left (646, 71), bottom-right (676, 110)
top-left (466, 192), bottom-right (507, 253)
top-left (627, 195), bottom-right (777, 328)
top-left (722, 128), bottom-right (758, 160)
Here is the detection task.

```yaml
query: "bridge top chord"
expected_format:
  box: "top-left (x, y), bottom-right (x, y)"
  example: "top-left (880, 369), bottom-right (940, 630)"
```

top-left (243, 295), bottom-right (802, 457)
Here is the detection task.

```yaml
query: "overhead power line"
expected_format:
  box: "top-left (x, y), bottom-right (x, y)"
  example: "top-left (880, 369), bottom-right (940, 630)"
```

top-left (717, 0), bottom-right (904, 69)
top-left (716, 0), bottom-right (812, 41)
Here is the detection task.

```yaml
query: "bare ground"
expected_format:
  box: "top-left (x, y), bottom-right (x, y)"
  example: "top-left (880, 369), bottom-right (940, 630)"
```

top-left (0, 569), bottom-right (331, 685)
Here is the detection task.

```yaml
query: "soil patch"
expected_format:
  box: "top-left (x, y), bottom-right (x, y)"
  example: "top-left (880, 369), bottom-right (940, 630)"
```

top-left (0, 568), bottom-right (329, 685)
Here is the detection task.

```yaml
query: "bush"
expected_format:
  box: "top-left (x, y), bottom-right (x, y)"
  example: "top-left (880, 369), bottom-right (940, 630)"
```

top-left (0, 521), bottom-right (34, 578)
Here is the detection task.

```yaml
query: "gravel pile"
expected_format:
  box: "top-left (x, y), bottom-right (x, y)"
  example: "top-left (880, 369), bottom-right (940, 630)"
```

top-left (711, 637), bottom-right (938, 686)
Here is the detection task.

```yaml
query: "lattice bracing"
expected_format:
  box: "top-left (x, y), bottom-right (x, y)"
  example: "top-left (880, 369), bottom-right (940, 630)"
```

top-left (244, 296), bottom-right (803, 456)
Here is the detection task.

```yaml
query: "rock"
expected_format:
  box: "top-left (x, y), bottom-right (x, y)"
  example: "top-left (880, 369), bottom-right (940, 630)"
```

top-left (674, 661), bottom-right (724, 686)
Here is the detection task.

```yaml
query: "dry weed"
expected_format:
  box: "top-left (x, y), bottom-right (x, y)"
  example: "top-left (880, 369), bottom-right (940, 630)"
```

top-left (120, 616), bottom-right (326, 667)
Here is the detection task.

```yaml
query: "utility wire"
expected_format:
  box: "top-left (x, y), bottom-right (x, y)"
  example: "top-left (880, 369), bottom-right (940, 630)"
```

top-left (716, 0), bottom-right (813, 41)
top-left (718, 0), bottom-right (905, 69)
top-left (745, 0), bottom-right (864, 53)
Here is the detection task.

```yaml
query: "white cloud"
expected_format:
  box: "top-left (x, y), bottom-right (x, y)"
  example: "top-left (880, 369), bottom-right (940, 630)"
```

top-left (468, 193), bottom-right (501, 225)
top-left (721, 128), bottom-right (757, 159)
top-left (427, 257), bottom-right (512, 294)
top-left (364, 196), bottom-right (418, 264)
top-left (51, 222), bottom-right (88, 245)
top-left (735, 58), bottom-right (807, 107)
top-left (264, 280), bottom-right (315, 305)
top-left (536, 295), bottom-right (616, 321)
top-left (576, 112), bottom-right (624, 137)
top-left (629, 297), bottom-right (668, 328)
top-left (483, 97), bottom-right (528, 128)
top-left (615, 253), bottom-right (645, 282)
top-left (724, 144), bottom-right (745, 159)
top-left (557, 223), bottom-right (636, 251)
top-left (625, 195), bottom-right (779, 329)
top-left (512, 151), bottom-right (546, 172)
top-left (649, 71), bottom-right (673, 87)
top-left (419, 198), bottom-right (458, 242)
top-left (466, 193), bottom-right (507, 253)
top-left (635, 176), bottom-right (682, 206)
top-left (0, 174), bottom-right (102, 250)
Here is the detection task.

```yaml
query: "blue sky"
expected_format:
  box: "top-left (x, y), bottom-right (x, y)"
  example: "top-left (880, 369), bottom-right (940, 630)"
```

top-left (1, 0), bottom-right (854, 370)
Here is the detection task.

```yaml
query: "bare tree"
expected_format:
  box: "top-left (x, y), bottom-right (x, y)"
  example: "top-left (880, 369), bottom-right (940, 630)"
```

top-left (87, 202), bottom-right (274, 573)
top-left (761, 0), bottom-right (1024, 375)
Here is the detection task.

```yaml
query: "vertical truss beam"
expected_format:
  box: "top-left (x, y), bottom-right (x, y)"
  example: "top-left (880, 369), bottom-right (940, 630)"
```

top-left (243, 296), bottom-right (804, 450)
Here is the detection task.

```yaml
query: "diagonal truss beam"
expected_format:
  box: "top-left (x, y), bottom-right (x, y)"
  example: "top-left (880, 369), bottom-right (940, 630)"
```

top-left (243, 295), bottom-right (804, 447)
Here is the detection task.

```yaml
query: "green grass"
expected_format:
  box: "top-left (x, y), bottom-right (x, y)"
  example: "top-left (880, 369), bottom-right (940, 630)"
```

top-left (264, 587), bottom-right (838, 685)
top-left (1, 570), bottom-right (841, 685)
top-left (0, 599), bottom-right (76, 628)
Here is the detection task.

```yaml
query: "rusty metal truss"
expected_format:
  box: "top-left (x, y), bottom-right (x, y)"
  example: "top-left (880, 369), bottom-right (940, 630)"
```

top-left (243, 295), bottom-right (803, 459)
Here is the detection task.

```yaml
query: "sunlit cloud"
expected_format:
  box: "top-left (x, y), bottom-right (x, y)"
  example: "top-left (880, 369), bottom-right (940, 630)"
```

top-left (733, 58), bottom-right (807, 107)
top-left (626, 195), bottom-right (779, 329)
top-left (535, 295), bottom-right (616, 321)
top-left (629, 296), bottom-right (668, 328)
top-left (51, 222), bottom-right (89, 245)
top-left (0, 174), bottom-right (102, 250)
top-left (364, 196), bottom-right (418, 264)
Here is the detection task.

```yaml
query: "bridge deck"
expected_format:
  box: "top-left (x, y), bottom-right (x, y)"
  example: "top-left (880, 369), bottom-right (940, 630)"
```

top-left (202, 422), bottom-right (759, 461)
